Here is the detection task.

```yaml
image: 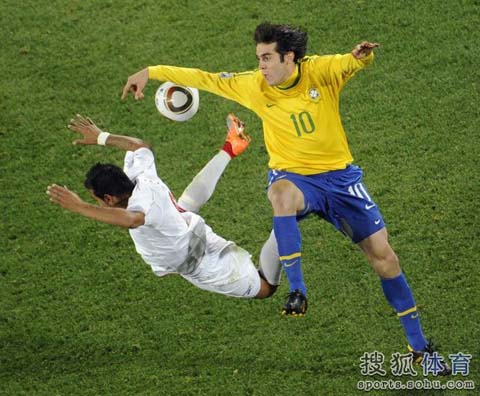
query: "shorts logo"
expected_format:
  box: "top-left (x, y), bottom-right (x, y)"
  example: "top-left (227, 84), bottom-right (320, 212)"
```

top-left (220, 72), bottom-right (233, 78)
top-left (243, 285), bottom-right (252, 296)
top-left (365, 203), bottom-right (376, 210)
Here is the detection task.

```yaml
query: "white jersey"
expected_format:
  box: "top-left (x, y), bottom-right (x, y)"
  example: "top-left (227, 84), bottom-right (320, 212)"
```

top-left (123, 148), bottom-right (260, 298)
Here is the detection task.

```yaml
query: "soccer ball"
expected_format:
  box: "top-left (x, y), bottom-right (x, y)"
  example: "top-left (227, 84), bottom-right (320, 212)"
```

top-left (155, 82), bottom-right (199, 122)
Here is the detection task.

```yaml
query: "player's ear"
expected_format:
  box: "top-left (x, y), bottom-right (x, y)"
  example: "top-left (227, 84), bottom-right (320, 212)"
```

top-left (103, 194), bottom-right (117, 206)
top-left (286, 51), bottom-right (295, 64)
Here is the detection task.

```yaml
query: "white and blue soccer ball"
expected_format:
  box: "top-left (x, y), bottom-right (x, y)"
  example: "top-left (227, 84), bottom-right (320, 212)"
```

top-left (155, 81), bottom-right (199, 122)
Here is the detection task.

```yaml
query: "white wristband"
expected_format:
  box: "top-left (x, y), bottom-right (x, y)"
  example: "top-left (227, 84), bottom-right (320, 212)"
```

top-left (97, 132), bottom-right (110, 146)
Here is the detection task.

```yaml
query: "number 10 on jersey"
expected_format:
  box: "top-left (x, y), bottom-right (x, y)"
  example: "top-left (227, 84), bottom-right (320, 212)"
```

top-left (290, 111), bottom-right (316, 136)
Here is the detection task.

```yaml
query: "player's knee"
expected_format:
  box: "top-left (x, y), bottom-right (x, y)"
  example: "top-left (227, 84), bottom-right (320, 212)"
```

top-left (372, 249), bottom-right (400, 278)
top-left (255, 273), bottom-right (278, 299)
top-left (267, 181), bottom-right (302, 214)
top-left (266, 283), bottom-right (278, 297)
top-left (268, 185), bottom-right (289, 207)
top-left (255, 282), bottom-right (278, 299)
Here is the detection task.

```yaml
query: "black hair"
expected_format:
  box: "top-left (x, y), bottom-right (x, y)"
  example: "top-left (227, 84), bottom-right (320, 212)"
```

top-left (253, 22), bottom-right (308, 63)
top-left (84, 163), bottom-right (135, 199)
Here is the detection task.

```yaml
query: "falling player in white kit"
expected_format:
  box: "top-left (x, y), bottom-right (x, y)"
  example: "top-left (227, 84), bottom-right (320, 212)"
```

top-left (47, 114), bottom-right (281, 299)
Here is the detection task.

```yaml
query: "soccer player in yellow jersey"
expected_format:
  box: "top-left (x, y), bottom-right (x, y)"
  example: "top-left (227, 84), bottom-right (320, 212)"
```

top-left (121, 22), bottom-right (450, 373)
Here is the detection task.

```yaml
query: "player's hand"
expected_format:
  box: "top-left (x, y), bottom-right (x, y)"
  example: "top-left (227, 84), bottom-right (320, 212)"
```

top-left (121, 68), bottom-right (149, 100)
top-left (351, 41), bottom-right (380, 59)
top-left (68, 114), bottom-right (102, 145)
top-left (47, 184), bottom-right (86, 213)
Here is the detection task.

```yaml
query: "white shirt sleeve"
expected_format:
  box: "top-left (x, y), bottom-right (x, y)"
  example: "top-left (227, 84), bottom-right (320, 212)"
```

top-left (123, 148), bottom-right (157, 182)
top-left (127, 184), bottom-right (157, 226)
top-left (124, 148), bottom-right (166, 227)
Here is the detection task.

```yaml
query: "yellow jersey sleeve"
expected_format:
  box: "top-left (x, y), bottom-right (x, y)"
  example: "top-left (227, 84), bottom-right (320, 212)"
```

top-left (311, 52), bottom-right (374, 91)
top-left (148, 65), bottom-right (255, 109)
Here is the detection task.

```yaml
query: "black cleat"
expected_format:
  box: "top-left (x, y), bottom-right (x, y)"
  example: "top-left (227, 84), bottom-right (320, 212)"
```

top-left (281, 289), bottom-right (307, 317)
top-left (408, 340), bottom-right (452, 376)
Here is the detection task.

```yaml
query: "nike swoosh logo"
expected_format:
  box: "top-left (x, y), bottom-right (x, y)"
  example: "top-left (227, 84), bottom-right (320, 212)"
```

top-left (284, 260), bottom-right (298, 268)
top-left (374, 219), bottom-right (381, 225)
top-left (410, 313), bottom-right (418, 319)
top-left (365, 203), bottom-right (376, 210)
top-left (266, 103), bottom-right (276, 108)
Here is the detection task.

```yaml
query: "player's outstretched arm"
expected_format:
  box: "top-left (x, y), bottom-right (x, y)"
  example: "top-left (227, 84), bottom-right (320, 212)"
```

top-left (121, 67), bottom-right (149, 100)
top-left (46, 184), bottom-right (145, 228)
top-left (351, 41), bottom-right (380, 59)
top-left (68, 114), bottom-right (150, 152)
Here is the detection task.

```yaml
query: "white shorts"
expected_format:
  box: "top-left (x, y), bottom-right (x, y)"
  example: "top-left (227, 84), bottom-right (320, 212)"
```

top-left (181, 244), bottom-right (261, 298)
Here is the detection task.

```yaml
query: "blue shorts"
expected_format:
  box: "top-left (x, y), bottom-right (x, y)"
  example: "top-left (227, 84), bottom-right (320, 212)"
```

top-left (267, 165), bottom-right (385, 243)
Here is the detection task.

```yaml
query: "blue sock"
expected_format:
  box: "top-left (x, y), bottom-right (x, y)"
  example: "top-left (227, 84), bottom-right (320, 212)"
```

top-left (273, 215), bottom-right (306, 295)
top-left (381, 273), bottom-right (427, 351)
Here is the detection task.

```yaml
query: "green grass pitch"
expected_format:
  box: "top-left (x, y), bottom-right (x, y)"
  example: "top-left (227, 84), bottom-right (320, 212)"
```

top-left (1, 1), bottom-right (478, 395)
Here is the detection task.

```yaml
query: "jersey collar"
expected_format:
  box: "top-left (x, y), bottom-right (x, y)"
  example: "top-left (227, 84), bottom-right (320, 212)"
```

top-left (276, 63), bottom-right (301, 90)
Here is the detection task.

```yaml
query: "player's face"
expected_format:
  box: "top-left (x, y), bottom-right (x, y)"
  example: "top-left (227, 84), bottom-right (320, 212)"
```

top-left (256, 42), bottom-right (295, 86)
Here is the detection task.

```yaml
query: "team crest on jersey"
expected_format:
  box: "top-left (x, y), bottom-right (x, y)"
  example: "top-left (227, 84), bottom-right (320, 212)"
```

top-left (309, 87), bottom-right (320, 101)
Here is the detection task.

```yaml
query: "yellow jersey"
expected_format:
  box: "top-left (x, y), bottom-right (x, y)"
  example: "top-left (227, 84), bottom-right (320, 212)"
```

top-left (149, 53), bottom-right (373, 175)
